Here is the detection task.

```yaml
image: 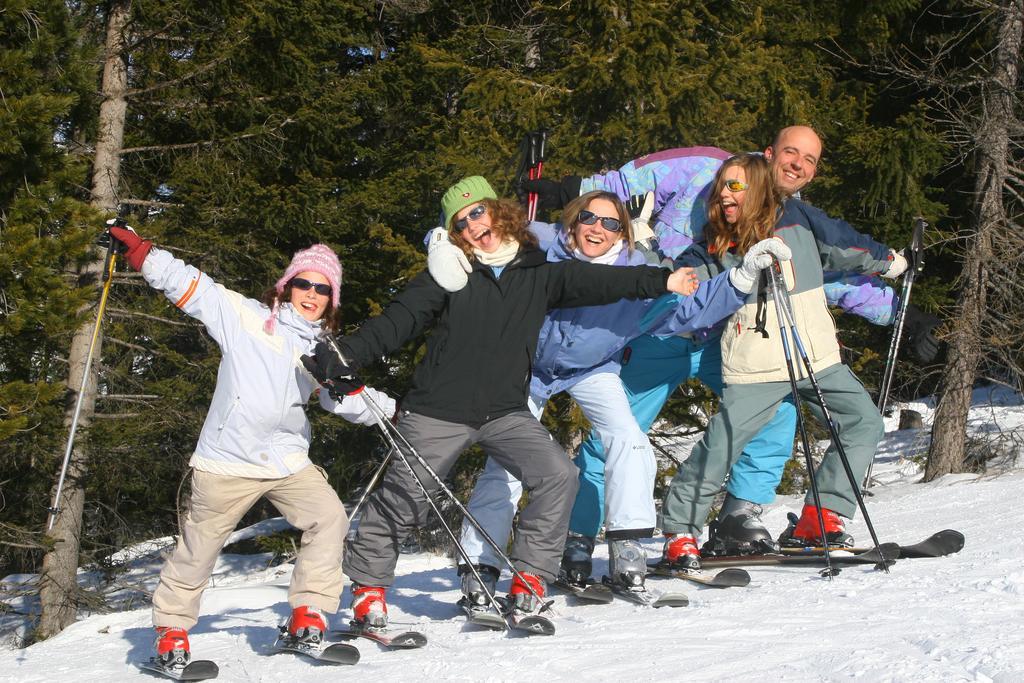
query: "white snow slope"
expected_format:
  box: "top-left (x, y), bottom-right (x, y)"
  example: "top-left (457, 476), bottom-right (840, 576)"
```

top-left (2, 386), bottom-right (1022, 682)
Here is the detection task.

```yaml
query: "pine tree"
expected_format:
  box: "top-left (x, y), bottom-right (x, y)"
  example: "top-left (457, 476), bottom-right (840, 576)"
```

top-left (0, 0), bottom-right (101, 588)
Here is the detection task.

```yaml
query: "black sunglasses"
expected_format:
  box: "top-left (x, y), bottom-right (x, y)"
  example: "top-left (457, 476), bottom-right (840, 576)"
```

top-left (290, 277), bottom-right (332, 296)
top-left (453, 204), bottom-right (487, 231)
top-left (577, 209), bottom-right (623, 232)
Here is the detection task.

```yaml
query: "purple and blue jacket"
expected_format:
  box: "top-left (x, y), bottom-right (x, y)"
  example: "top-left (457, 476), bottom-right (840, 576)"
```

top-left (579, 147), bottom-right (899, 325)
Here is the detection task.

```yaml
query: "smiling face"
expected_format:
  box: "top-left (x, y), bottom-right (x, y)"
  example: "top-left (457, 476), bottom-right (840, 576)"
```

top-left (454, 202), bottom-right (503, 253)
top-left (572, 196), bottom-right (623, 258)
top-left (765, 125), bottom-right (822, 196)
top-left (289, 270), bottom-right (331, 322)
top-left (719, 165), bottom-right (748, 224)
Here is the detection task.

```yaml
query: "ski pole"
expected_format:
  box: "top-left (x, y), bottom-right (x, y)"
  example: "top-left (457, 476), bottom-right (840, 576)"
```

top-left (522, 130), bottom-right (547, 222)
top-left (528, 132), bottom-right (544, 220)
top-left (767, 261), bottom-right (889, 574)
top-left (346, 450), bottom-right (393, 524)
top-left (47, 221), bottom-right (122, 531)
top-left (864, 218), bottom-right (927, 489)
top-left (360, 395), bottom-right (516, 618)
top-left (529, 131), bottom-right (547, 222)
top-left (319, 337), bottom-right (552, 616)
top-left (765, 264), bottom-right (837, 579)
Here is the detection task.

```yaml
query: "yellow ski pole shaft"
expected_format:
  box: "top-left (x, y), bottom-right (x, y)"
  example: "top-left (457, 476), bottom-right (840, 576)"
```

top-left (47, 249), bottom-right (118, 531)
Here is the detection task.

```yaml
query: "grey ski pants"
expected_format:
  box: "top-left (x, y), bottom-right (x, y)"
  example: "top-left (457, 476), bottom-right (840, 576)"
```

top-left (344, 410), bottom-right (578, 585)
top-left (662, 363), bottom-right (884, 536)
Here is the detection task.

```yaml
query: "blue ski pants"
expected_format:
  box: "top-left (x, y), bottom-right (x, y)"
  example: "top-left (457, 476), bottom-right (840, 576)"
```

top-left (570, 333), bottom-right (798, 538)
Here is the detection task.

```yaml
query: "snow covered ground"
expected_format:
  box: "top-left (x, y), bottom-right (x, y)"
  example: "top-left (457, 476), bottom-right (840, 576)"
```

top-left (1, 385), bottom-right (1022, 682)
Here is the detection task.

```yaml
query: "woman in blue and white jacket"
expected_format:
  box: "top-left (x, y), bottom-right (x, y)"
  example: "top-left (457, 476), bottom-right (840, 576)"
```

top-left (437, 190), bottom-right (791, 599)
top-left (107, 226), bottom-right (394, 669)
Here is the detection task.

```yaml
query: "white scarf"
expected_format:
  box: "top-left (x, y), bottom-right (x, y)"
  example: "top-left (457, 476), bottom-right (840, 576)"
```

top-left (572, 239), bottom-right (625, 265)
top-left (474, 238), bottom-right (521, 266)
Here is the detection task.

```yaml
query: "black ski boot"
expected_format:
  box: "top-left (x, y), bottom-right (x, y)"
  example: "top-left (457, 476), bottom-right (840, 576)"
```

top-left (607, 538), bottom-right (647, 590)
top-left (456, 563), bottom-right (500, 609)
top-left (558, 533), bottom-right (595, 587)
top-left (701, 494), bottom-right (780, 557)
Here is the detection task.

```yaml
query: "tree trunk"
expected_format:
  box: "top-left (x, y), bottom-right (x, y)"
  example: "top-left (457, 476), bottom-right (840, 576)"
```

top-left (38, 0), bottom-right (131, 639)
top-left (926, 0), bottom-right (1022, 481)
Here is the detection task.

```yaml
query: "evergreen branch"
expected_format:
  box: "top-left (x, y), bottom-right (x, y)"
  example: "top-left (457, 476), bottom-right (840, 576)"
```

top-left (648, 436), bottom-right (683, 468)
top-left (118, 198), bottom-right (185, 209)
top-left (104, 337), bottom-right (156, 354)
top-left (1004, 180), bottom-right (1024, 205)
top-left (0, 522), bottom-right (49, 550)
top-left (126, 51), bottom-right (240, 98)
top-left (91, 412), bottom-right (140, 419)
top-left (507, 76), bottom-right (571, 94)
top-left (95, 394), bottom-right (161, 402)
top-left (106, 308), bottom-right (194, 327)
top-left (120, 119), bottom-right (294, 155)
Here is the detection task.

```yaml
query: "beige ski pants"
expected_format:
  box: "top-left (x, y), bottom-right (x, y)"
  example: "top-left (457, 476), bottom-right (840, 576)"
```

top-left (152, 464), bottom-right (348, 629)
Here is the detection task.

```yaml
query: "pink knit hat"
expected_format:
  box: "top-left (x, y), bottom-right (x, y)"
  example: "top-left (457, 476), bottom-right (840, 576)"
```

top-left (263, 244), bottom-right (342, 334)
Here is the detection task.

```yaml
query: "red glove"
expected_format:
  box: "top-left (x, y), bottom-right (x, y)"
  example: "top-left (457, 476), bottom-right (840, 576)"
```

top-left (108, 225), bottom-right (153, 271)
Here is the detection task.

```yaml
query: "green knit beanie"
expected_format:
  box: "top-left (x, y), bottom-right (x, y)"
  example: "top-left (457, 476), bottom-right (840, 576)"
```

top-left (441, 176), bottom-right (498, 230)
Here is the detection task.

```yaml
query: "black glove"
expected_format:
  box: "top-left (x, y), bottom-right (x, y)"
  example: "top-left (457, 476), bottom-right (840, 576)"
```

top-left (902, 304), bottom-right (941, 364)
top-left (519, 175), bottom-right (582, 210)
top-left (627, 193), bottom-right (647, 219)
top-left (301, 341), bottom-right (365, 398)
top-left (902, 246), bottom-right (924, 275)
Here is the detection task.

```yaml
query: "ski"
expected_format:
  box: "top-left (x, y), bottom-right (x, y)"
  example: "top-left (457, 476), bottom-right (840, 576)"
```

top-left (140, 659), bottom-right (219, 681)
top-left (780, 529), bottom-right (964, 559)
top-left (602, 576), bottom-right (689, 608)
top-left (647, 565), bottom-right (751, 589)
top-left (334, 624), bottom-right (428, 650)
top-left (506, 610), bottom-right (555, 636)
top-left (272, 639), bottom-right (361, 665)
top-left (696, 543), bottom-right (900, 568)
top-left (552, 577), bottom-right (614, 604)
top-left (897, 529), bottom-right (965, 558)
top-left (458, 601), bottom-right (508, 631)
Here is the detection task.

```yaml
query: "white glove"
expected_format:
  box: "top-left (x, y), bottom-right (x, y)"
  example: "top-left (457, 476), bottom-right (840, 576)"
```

top-left (629, 191), bottom-right (656, 243)
top-left (729, 237), bottom-right (793, 294)
top-left (883, 248), bottom-right (909, 279)
top-left (426, 227), bottom-right (472, 292)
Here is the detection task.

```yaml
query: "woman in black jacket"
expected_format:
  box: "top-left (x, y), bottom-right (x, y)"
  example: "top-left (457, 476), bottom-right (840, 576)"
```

top-left (305, 176), bottom-right (697, 630)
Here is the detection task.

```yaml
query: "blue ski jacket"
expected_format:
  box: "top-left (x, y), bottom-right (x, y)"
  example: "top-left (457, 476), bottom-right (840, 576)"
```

top-left (528, 221), bottom-right (745, 400)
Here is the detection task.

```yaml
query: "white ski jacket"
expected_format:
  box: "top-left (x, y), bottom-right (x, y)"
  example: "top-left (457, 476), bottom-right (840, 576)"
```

top-left (141, 248), bottom-right (395, 478)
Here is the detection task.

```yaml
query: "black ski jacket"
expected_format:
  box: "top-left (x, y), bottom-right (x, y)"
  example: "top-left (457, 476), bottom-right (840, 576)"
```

top-left (337, 245), bottom-right (670, 427)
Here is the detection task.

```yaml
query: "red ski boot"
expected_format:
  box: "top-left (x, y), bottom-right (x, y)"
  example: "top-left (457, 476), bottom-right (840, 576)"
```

top-left (350, 584), bottom-right (388, 631)
top-left (153, 626), bottom-right (190, 668)
top-left (779, 504), bottom-right (855, 548)
top-left (508, 572), bottom-right (546, 614)
top-left (660, 534), bottom-right (701, 572)
top-left (286, 605), bottom-right (328, 646)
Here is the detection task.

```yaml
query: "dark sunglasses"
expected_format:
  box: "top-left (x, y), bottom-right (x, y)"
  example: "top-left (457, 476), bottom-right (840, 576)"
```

top-left (290, 277), bottom-right (332, 296)
top-left (453, 204), bottom-right (487, 231)
top-left (577, 209), bottom-right (623, 232)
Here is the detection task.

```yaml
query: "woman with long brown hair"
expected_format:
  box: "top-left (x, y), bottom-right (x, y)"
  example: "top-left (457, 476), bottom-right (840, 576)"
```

top-left (655, 154), bottom-right (912, 573)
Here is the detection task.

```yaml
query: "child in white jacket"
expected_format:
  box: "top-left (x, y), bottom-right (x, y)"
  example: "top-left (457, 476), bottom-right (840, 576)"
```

top-left (108, 226), bottom-right (394, 670)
